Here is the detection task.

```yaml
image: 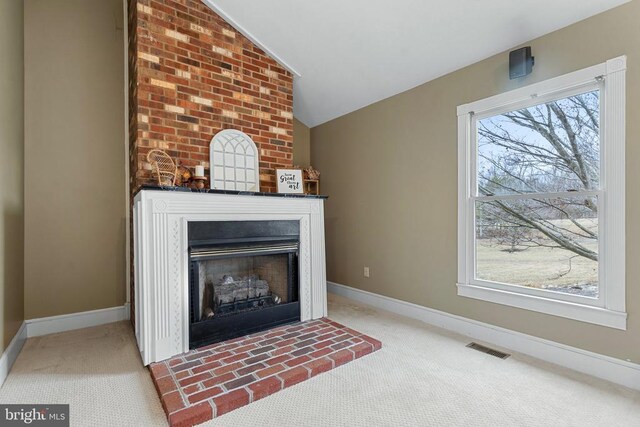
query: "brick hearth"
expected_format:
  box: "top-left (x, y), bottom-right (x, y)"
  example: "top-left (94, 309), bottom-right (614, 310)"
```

top-left (149, 318), bottom-right (382, 427)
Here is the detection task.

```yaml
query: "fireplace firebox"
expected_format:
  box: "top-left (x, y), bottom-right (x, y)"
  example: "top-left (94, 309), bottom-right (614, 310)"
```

top-left (188, 220), bottom-right (300, 349)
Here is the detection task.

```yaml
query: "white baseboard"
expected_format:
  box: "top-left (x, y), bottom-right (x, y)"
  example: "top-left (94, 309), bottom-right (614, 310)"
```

top-left (25, 303), bottom-right (131, 338)
top-left (0, 304), bottom-right (131, 387)
top-left (0, 322), bottom-right (27, 387)
top-left (327, 281), bottom-right (640, 391)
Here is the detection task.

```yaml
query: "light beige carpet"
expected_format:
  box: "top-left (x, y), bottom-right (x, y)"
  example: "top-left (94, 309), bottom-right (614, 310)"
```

top-left (1, 294), bottom-right (639, 426)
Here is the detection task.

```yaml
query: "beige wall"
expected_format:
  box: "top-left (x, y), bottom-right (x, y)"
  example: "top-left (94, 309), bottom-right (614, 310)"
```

top-left (24, 0), bottom-right (126, 319)
top-left (0, 0), bottom-right (25, 351)
top-left (293, 118), bottom-right (311, 168)
top-left (312, 0), bottom-right (640, 362)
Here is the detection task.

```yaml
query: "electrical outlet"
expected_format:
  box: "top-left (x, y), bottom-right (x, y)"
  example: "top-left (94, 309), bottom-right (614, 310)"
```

top-left (364, 267), bottom-right (370, 278)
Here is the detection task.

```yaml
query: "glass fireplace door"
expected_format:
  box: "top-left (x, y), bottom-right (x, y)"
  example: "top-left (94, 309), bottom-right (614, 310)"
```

top-left (187, 220), bottom-right (301, 349)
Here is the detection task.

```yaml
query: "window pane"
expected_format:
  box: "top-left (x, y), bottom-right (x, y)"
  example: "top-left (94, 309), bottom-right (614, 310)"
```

top-left (475, 196), bottom-right (598, 298)
top-left (477, 90), bottom-right (600, 196)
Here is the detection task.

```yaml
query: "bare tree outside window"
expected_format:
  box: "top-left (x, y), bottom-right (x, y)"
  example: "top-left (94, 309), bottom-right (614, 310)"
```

top-left (475, 90), bottom-right (599, 297)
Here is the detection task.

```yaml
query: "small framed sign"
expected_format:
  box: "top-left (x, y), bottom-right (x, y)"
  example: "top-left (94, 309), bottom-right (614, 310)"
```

top-left (276, 169), bottom-right (304, 194)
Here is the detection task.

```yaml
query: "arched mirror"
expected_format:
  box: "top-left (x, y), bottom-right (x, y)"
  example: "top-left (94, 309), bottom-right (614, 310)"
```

top-left (209, 129), bottom-right (260, 191)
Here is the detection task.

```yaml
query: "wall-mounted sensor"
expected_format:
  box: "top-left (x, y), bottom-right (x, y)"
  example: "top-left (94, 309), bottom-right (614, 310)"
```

top-left (509, 46), bottom-right (534, 79)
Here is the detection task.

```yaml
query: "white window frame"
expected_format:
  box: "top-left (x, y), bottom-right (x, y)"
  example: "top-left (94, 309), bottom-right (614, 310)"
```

top-left (209, 129), bottom-right (260, 192)
top-left (456, 56), bottom-right (627, 330)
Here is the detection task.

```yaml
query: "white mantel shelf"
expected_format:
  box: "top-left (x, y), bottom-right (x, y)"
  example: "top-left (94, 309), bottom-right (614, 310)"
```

top-left (133, 188), bottom-right (328, 365)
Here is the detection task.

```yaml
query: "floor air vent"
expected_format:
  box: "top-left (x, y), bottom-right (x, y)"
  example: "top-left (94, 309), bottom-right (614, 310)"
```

top-left (466, 342), bottom-right (510, 359)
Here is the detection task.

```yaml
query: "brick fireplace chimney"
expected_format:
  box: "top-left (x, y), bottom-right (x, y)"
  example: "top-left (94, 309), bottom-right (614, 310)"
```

top-left (127, 0), bottom-right (295, 323)
top-left (128, 0), bottom-right (294, 194)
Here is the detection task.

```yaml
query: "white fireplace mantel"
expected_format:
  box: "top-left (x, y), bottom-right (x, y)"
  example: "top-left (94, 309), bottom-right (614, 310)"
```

top-left (133, 189), bottom-right (327, 365)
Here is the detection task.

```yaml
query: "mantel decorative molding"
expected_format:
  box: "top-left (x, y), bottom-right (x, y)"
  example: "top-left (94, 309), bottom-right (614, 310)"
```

top-left (133, 189), bottom-right (327, 365)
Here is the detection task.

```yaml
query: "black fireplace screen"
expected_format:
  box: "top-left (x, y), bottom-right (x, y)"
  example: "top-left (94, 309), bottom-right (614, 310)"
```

top-left (188, 221), bottom-right (300, 348)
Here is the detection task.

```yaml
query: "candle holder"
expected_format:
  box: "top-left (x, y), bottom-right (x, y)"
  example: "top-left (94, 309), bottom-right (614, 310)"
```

top-left (192, 176), bottom-right (208, 190)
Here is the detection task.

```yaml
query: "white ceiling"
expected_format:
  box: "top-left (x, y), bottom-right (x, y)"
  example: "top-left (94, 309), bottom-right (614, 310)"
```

top-left (206, 0), bottom-right (628, 127)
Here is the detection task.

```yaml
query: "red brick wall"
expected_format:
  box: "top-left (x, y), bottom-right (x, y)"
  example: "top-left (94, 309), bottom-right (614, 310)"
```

top-left (128, 0), bottom-right (294, 324)
top-left (129, 0), bottom-right (294, 193)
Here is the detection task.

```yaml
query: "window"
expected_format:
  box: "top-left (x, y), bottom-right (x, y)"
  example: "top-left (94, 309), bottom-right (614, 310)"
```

top-left (210, 129), bottom-right (260, 191)
top-left (456, 56), bottom-right (627, 329)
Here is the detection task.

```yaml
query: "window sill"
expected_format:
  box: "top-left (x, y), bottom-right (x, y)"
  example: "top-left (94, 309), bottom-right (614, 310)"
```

top-left (457, 283), bottom-right (627, 330)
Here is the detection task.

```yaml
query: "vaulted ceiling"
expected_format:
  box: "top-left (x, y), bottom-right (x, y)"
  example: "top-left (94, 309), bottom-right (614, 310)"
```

top-left (204, 0), bottom-right (629, 127)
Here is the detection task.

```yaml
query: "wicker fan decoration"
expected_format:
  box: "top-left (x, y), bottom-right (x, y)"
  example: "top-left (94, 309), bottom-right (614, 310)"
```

top-left (147, 149), bottom-right (177, 186)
